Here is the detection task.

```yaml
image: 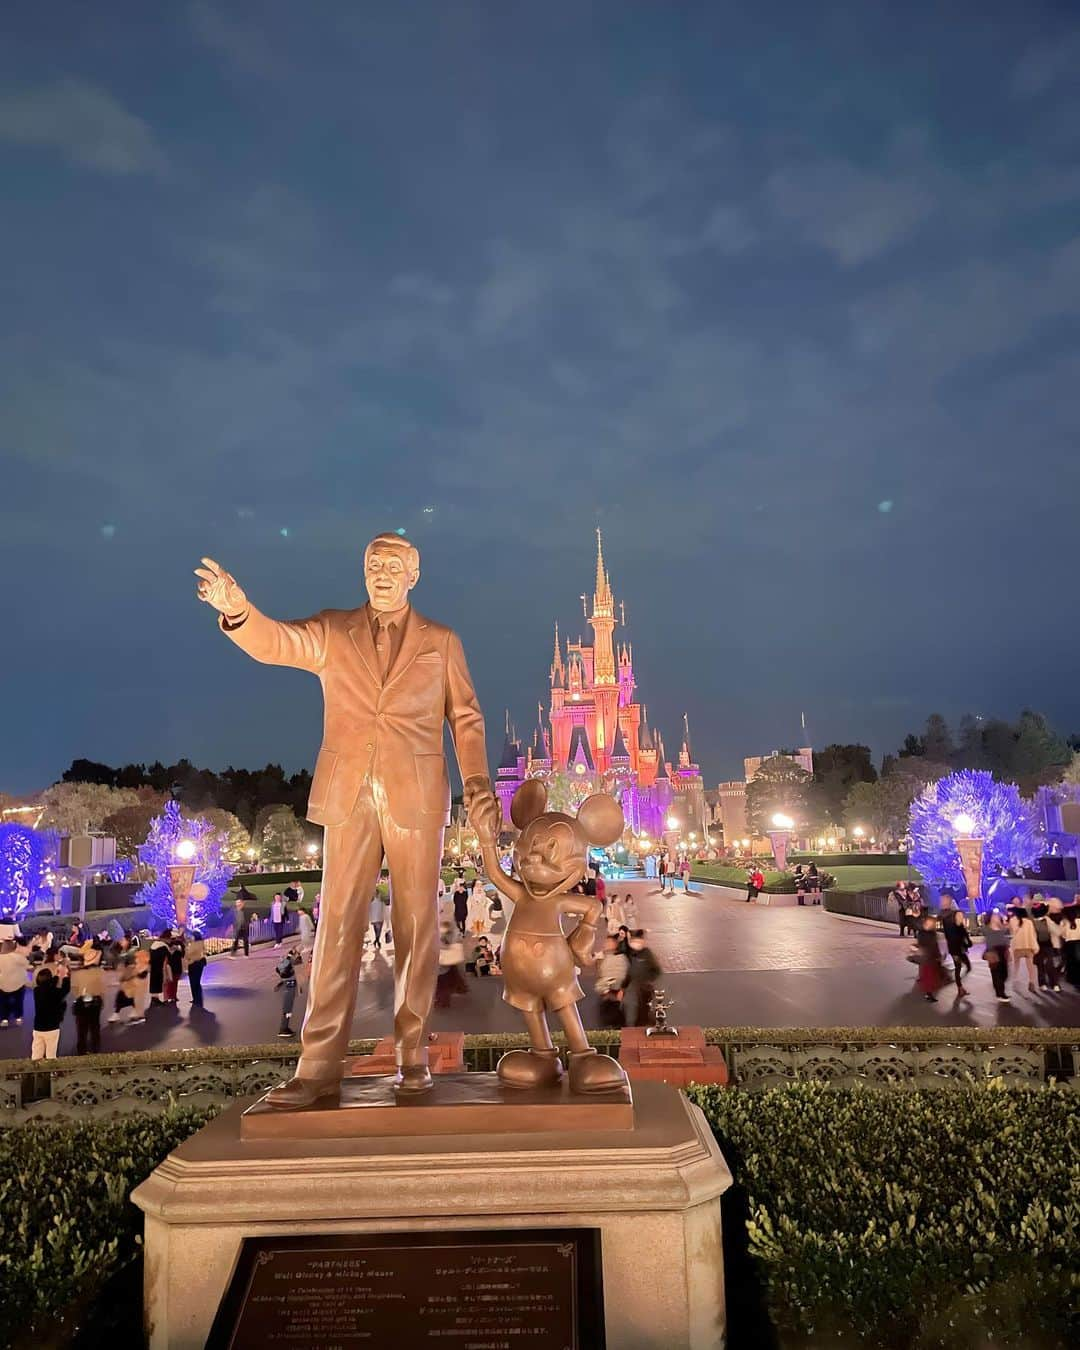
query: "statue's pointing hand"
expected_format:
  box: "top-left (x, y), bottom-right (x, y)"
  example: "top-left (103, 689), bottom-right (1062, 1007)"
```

top-left (194, 557), bottom-right (248, 618)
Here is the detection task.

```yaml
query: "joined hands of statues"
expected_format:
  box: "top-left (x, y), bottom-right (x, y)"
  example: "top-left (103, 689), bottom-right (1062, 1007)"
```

top-left (194, 557), bottom-right (248, 618)
top-left (469, 790), bottom-right (502, 846)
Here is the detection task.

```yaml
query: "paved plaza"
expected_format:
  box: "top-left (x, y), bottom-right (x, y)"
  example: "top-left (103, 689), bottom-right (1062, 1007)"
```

top-left (3, 881), bottom-right (1076, 1061)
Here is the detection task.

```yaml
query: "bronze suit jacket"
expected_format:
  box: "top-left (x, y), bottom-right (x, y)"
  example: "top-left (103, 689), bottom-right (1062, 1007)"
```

top-left (220, 604), bottom-right (488, 829)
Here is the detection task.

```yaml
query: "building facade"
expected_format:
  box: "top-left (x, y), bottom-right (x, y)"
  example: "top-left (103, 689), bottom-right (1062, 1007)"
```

top-left (743, 747), bottom-right (814, 782)
top-left (496, 531), bottom-right (706, 842)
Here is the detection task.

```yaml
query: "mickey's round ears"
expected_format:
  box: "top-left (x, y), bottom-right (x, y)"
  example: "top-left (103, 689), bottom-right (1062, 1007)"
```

top-left (511, 779), bottom-right (548, 829)
top-left (577, 794), bottom-right (624, 846)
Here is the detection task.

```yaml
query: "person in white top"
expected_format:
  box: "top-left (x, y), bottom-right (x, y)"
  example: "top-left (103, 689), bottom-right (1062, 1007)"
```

top-left (0, 941), bottom-right (30, 1026)
top-left (606, 893), bottom-right (627, 935)
top-left (466, 880), bottom-right (492, 941)
top-left (270, 894), bottom-right (286, 948)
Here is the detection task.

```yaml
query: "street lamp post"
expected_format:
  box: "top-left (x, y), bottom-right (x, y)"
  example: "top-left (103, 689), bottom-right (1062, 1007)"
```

top-left (768, 813), bottom-right (794, 872)
top-left (168, 839), bottom-right (197, 928)
top-left (952, 812), bottom-right (984, 909)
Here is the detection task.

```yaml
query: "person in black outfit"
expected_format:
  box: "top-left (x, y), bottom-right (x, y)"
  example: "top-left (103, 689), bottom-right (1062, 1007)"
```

top-left (275, 949), bottom-right (303, 1038)
top-left (937, 894), bottom-right (972, 996)
top-left (451, 880), bottom-right (469, 938)
top-left (627, 929), bottom-right (662, 1027)
top-left (231, 900), bottom-right (251, 957)
top-left (31, 964), bottom-right (70, 1060)
top-left (185, 931), bottom-right (207, 1008)
top-left (148, 931), bottom-right (170, 1005)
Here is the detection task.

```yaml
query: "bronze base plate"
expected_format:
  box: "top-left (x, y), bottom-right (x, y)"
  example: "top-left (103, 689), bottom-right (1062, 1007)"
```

top-left (241, 1071), bottom-right (634, 1140)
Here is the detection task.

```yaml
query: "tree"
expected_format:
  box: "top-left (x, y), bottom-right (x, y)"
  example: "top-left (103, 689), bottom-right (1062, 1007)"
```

top-left (135, 801), bottom-right (233, 928)
top-left (813, 744), bottom-right (877, 824)
top-left (922, 714), bottom-right (954, 765)
top-left (1010, 709), bottom-right (1071, 793)
top-left (908, 770), bottom-right (1041, 896)
top-left (261, 806), bottom-right (306, 864)
top-left (38, 782), bottom-right (139, 836)
top-left (1061, 752), bottom-right (1080, 787)
top-left (842, 776), bottom-right (918, 849)
top-left (102, 802), bottom-right (163, 858)
top-left (199, 809), bottom-right (251, 863)
top-left (746, 756), bottom-right (821, 836)
top-left (60, 758), bottom-right (118, 786)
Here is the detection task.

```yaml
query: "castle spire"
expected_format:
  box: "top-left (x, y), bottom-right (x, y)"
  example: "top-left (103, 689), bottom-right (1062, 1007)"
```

top-left (589, 525), bottom-right (616, 684)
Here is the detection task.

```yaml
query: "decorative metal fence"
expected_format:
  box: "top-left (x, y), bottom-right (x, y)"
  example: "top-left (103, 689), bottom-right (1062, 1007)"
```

top-left (0, 1030), bottom-right (1075, 1124)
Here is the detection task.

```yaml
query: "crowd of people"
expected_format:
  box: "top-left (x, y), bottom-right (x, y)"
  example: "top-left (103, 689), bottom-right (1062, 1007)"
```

top-left (0, 923), bottom-right (209, 1059)
top-left (896, 884), bottom-right (1080, 1003)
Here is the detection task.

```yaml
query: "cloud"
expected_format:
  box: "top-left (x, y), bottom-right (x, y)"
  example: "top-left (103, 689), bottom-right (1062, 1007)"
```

top-left (767, 150), bottom-right (937, 266)
top-left (699, 204), bottom-right (756, 255)
top-left (188, 1), bottom-right (276, 77)
top-left (1012, 35), bottom-right (1080, 98)
top-left (0, 79), bottom-right (165, 175)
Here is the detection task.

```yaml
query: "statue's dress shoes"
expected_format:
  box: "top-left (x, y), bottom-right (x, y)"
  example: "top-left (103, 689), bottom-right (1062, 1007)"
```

top-left (263, 1076), bottom-right (341, 1110)
top-left (392, 1064), bottom-right (434, 1093)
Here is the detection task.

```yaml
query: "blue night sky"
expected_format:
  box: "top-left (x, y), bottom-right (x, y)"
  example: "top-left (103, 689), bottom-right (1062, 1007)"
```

top-left (3, 1), bottom-right (1079, 793)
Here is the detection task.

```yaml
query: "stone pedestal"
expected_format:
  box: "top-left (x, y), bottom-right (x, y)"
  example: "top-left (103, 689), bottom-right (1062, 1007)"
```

top-left (344, 1030), bottom-right (465, 1076)
top-left (619, 1026), bottom-right (729, 1088)
top-left (132, 1080), bottom-right (731, 1350)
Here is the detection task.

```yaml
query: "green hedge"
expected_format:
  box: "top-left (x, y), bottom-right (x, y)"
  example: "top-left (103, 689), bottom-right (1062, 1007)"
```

top-left (1, 1025), bottom-right (1075, 1078)
top-left (2, 1084), bottom-right (1076, 1347)
top-left (688, 1080), bottom-right (1080, 1348)
top-left (0, 1106), bottom-right (216, 1348)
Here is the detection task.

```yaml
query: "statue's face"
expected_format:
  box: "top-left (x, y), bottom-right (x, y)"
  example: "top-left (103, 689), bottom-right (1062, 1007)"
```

top-left (364, 544), bottom-right (418, 611)
top-left (514, 816), bottom-right (586, 900)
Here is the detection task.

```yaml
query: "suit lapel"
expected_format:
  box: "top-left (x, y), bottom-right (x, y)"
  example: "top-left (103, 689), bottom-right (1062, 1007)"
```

top-left (383, 608), bottom-right (428, 690)
top-left (347, 605), bottom-right (381, 684)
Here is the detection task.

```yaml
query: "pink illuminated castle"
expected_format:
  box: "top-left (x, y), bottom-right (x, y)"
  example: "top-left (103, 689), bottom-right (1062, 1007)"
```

top-left (496, 530), bottom-right (706, 842)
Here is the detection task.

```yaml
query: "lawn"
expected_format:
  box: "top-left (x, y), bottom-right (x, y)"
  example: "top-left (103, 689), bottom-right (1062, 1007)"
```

top-left (827, 863), bottom-right (923, 893)
top-left (689, 862), bottom-right (924, 894)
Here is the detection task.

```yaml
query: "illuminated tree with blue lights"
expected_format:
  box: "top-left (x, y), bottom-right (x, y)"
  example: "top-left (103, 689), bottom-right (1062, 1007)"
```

top-left (908, 770), bottom-right (1041, 901)
top-left (136, 801), bottom-right (233, 929)
top-left (0, 825), bottom-right (52, 918)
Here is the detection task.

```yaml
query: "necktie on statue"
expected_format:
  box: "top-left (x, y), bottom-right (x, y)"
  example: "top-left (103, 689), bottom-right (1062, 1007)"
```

top-left (375, 619), bottom-right (396, 679)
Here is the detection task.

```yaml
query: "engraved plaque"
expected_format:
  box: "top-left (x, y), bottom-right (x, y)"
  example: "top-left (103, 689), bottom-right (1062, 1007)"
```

top-left (206, 1227), bottom-right (605, 1349)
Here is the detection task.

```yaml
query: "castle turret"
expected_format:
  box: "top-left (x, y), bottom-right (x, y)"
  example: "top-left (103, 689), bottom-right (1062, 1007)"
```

top-left (638, 705), bottom-right (659, 787)
top-left (589, 528), bottom-right (617, 687)
top-left (528, 702), bottom-right (552, 775)
top-left (495, 715), bottom-right (525, 829)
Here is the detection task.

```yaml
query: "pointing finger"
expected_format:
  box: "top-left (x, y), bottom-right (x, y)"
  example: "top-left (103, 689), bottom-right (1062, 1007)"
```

top-left (194, 568), bottom-right (218, 583)
top-left (200, 557), bottom-right (222, 573)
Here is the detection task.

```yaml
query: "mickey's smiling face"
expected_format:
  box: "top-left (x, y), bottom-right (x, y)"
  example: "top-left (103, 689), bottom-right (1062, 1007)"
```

top-left (513, 814), bottom-right (587, 900)
top-left (507, 781), bottom-right (624, 902)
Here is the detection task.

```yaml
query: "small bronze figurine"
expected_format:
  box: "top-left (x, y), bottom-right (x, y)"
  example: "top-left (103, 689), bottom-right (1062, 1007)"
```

top-left (475, 781), bottom-right (629, 1093)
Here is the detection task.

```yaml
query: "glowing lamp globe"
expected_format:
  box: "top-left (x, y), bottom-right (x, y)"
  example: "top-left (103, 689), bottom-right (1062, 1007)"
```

top-left (852, 826), bottom-right (865, 838)
top-left (826, 837), bottom-right (837, 849)
top-left (952, 812), bottom-right (976, 837)
top-left (306, 843), bottom-right (318, 857)
top-left (175, 839), bottom-right (197, 862)
top-left (666, 816), bottom-right (679, 831)
top-left (771, 813), bottom-right (794, 830)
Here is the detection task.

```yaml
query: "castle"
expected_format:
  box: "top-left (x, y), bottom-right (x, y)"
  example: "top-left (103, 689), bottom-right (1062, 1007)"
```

top-left (496, 530), bottom-right (707, 843)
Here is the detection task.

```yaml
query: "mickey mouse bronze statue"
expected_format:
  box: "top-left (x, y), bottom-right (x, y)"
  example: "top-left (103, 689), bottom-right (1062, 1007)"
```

top-left (474, 780), bottom-right (629, 1094)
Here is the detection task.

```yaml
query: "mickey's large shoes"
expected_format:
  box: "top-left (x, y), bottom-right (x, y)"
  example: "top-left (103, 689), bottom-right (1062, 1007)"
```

top-left (262, 1076), bottom-right (340, 1110)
